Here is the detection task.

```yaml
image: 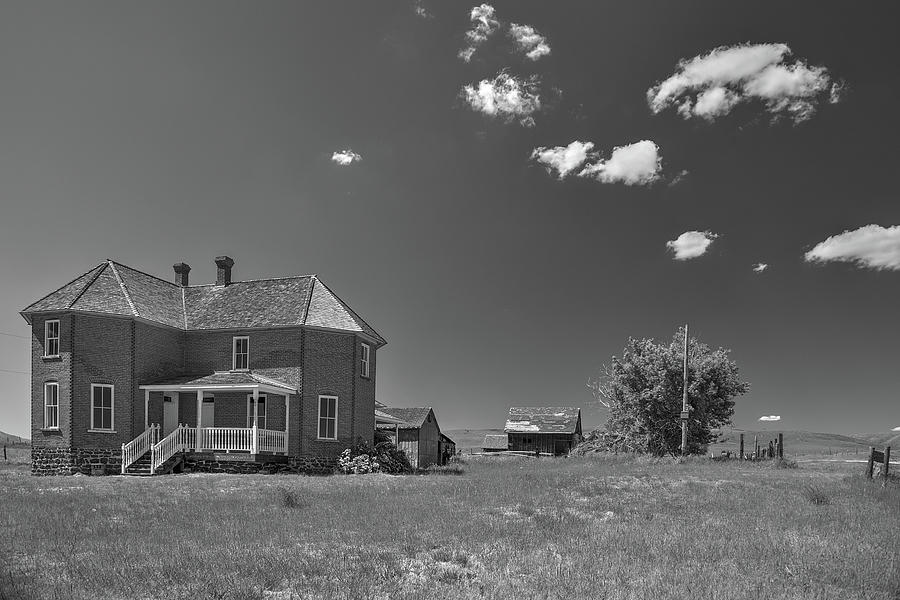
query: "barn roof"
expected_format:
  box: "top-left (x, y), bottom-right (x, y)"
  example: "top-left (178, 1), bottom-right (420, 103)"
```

top-left (440, 433), bottom-right (456, 445)
top-left (376, 407), bottom-right (434, 429)
top-left (20, 259), bottom-right (385, 344)
top-left (482, 434), bottom-right (508, 449)
top-left (504, 407), bottom-right (581, 434)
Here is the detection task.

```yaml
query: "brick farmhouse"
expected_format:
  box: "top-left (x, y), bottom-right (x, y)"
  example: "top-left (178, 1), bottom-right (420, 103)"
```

top-left (21, 256), bottom-right (385, 476)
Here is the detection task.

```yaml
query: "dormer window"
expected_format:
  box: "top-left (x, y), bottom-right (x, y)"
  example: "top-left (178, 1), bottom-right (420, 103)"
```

top-left (44, 320), bottom-right (60, 358)
top-left (233, 336), bottom-right (249, 370)
top-left (360, 343), bottom-right (370, 378)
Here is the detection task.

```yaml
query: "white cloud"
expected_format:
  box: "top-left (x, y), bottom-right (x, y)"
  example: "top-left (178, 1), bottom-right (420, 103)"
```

top-left (579, 140), bottom-right (662, 186)
top-left (458, 4), bottom-right (499, 62)
top-left (648, 43), bottom-right (842, 123)
top-left (509, 23), bottom-right (551, 61)
top-left (666, 231), bottom-right (717, 260)
top-left (331, 150), bottom-right (362, 166)
top-left (805, 225), bottom-right (900, 271)
top-left (462, 72), bottom-right (541, 126)
top-left (758, 415), bottom-right (781, 422)
top-left (892, 426), bottom-right (900, 432)
top-left (753, 263), bottom-right (768, 273)
top-left (530, 141), bottom-right (594, 179)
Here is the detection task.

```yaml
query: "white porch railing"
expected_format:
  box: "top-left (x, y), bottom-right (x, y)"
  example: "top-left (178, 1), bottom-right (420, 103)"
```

top-left (150, 424), bottom-right (192, 474)
top-left (121, 424), bottom-right (159, 474)
top-left (256, 428), bottom-right (286, 454)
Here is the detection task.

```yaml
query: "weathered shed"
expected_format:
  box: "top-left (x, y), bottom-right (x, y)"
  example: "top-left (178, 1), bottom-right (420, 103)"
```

top-left (504, 407), bottom-right (582, 455)
top-left (482, 434), bottom-right (508, 452)
top-left (376, 406), bottom-right (444, 468)
top-left (438, 433), bottom-right (456, 464)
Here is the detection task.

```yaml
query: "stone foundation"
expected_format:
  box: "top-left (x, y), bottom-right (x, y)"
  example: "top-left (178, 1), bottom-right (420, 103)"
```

top-left (183, 454), bottom-right (337, 475)
top-left (32, 446), bottom-right (122, 476)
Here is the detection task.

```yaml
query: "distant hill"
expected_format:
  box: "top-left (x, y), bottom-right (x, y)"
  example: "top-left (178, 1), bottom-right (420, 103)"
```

top-left (0, 430), bottom-right (29, 446)
top-left (851, 432), bottom-right (900, 448)
top-left (444, 428), bottom-right (505, 452)
top-left (709, 429), bottom-right (882, 457)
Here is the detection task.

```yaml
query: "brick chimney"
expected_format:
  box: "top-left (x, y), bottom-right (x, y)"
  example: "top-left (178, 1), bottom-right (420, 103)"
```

top-left (215, 256), bottom-right (234, 286)
top-left (173, 263), bottom-right (191, 287)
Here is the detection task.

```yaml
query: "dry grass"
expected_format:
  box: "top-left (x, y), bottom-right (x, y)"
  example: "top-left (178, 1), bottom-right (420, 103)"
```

top-left (1, 454), bottom-right (898, 600)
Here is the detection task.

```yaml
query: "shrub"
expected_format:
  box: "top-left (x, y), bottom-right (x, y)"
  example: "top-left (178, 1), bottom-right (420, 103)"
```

top-left (373, 429), bottom-right (413, 474)
top-left (337, 447), bottom-right (380, 475)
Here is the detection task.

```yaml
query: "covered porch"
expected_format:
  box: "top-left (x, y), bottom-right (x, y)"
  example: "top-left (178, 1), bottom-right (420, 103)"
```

top-left (137, 371), bottom-right (296, 457)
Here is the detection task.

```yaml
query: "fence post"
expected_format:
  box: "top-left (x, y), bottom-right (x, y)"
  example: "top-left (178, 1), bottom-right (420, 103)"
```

top-left (739, 434), bottom-right (744, 460)
top-left (866, 447), bottom-right (875, 479)
top-left (778, 433), bottom-right (784, 459)
top-left (754, 435), bottom-right (758, 460)
top-left (3, 445), bottom-right (6, 462)
top-left (884, 446), bottom-right (891, 480)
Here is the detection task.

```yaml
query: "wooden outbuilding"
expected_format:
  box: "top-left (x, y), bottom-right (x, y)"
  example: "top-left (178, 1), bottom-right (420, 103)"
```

top-left (376, 406), bottom-right (451, 468)
top-left (504, 407), bottom-right (582, 455)
top-left (438, 433), bottom-right (456, 464)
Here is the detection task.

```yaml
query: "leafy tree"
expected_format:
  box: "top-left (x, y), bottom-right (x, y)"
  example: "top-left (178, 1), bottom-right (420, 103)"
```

top-left (584, 327), bottom-right (749, 456)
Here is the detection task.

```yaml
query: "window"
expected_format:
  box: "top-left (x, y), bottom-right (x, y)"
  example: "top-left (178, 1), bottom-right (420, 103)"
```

top-left (90, 384), bottom-right (114, 432)
top-left (317, 395), bottom-right (337, 440)
top-left (44, 320), bottom-right (60, 358)
top-left (360, 343), bottom-right (370, 378)
top-left (246, 394), bottom-right (267, 429)
top-left (43, 382), bottom-right (58, 429)
top-left (233, 336), bottom-right (249, 370)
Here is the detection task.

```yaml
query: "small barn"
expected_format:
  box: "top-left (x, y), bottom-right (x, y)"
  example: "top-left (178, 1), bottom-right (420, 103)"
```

top-left (504, 407), bottom-right (582, 455)
top-left (376, 406), bottom-right (448, 468)
top-left (482, 434), bottom-right (508, 452)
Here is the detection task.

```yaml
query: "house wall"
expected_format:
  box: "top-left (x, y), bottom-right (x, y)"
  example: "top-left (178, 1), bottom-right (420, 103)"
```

top-left (71, 314), bottom-right (135, 449)
top-left (134, 321), bottom-right (184, 434)
top-left (31, 313), bottom-right (73, 449)
top-left (300, 329), bottom-right (367, 466)
top-left (354, 337), bottom-right (376, 455)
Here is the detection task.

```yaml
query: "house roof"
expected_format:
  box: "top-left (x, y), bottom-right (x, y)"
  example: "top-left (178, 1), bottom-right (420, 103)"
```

top-left (377, 407), bottom-right (434, 429)
top-left (482, 434), bottom-right (508, 449)
top-left (139, 371), bottom-right (297, 394)
top-left (20, 260), bottom-right (385, 344)
top-left (504, 407), bottom-right (582, 434)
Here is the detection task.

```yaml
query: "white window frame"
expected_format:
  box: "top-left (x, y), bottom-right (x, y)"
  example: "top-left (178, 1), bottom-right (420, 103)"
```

top-left (360, 343), bottom-right (370, 378)
top-left (232, 336), bottom-right (249, 371)
top-left (317, 395), bottom-right (338, 440)
top-left (89, 383), bottom-right (115, 433)
top-left (43, 382), bottom-right (59, 429)
top-left (44, 320), bottom-right (60, 358)
top-left (246, 393), bottom-right (267, 429)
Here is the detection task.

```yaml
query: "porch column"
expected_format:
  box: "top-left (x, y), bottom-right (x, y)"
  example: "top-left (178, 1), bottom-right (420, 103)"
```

top-left (284, 393), bottom-right (290, 455)
top-left (251, 388), bottom-right (259, 454)
top-left (196, 389), bottom-right (204, 451)
top-left (144, 389), bottom-right (150, 430)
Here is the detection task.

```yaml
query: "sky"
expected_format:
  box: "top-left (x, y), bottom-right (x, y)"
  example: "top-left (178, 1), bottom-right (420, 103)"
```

top-left (1, 1), bottom-right (898, 438)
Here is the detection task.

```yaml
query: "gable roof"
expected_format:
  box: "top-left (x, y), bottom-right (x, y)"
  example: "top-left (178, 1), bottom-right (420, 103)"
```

top-left (20, 260), bottom-right (385, 344)
top-left (378, 407), bottom-right (434, 429)
top-left (505, 407), bottom-right (582, 434)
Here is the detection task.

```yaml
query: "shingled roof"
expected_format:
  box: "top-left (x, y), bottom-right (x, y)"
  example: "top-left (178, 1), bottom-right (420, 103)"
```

top-left (505, 407), bottom-right (582, 434)
top-left (376, 407), bottom-right (434, 429)
top-left (20, 260), bottom-right (385, 344)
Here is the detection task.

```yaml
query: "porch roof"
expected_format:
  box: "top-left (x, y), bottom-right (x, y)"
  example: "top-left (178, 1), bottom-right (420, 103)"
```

top-left (139, 371), bottom-right (297, 395)
top-left (375, 408), bottom-right (404, 425)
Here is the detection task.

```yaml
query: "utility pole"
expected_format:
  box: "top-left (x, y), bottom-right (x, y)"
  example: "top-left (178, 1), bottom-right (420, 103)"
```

top-left (681, 324), bottom-right (689, 456)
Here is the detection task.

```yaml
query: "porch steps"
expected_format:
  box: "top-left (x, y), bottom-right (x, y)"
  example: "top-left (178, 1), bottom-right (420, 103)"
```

top-left (123, 451), bottom-right (184, 476)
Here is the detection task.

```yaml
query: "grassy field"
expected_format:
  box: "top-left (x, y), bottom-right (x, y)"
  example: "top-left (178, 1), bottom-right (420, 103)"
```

top-left (1, 453), bottom-right (898, 600)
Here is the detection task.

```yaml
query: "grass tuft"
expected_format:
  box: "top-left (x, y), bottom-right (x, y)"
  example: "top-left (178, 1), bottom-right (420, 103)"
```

top-left (277, 487), bottom-right (303, 509)
top-left (801, 483), bottom-right (831, 505)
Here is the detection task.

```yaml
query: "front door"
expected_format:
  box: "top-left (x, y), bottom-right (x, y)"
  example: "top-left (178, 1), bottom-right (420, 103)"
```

top-left (201, 397), bottom-right (215, 428)
top-left (162, 394), bottom-right (179, 436)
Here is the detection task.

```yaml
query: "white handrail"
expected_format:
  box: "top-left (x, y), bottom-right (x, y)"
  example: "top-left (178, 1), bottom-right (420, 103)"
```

top-left (121, 424), bottom-right (159, 474)
top-left (150, 424), bottom-right (190, 474)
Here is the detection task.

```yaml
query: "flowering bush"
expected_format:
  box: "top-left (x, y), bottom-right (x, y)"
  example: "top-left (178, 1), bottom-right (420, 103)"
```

top-left (337, 448), bottom-right (380, 474)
